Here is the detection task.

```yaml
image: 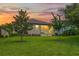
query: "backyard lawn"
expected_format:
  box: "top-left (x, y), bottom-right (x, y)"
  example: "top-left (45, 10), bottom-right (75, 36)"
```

top-left (0, 35), bottom-right (79, 56)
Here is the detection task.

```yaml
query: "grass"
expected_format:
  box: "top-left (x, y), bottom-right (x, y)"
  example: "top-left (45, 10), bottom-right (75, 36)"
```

top-left (0, 35), bottom-right (79, 56)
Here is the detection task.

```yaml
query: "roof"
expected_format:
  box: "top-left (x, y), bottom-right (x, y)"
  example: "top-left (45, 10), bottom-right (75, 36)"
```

top-left (29, 19), bottom-right (50, 25)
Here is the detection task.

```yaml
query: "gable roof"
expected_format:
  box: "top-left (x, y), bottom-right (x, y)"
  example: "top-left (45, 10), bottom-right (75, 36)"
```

top-left (29, 18), bottom-right (50, 25)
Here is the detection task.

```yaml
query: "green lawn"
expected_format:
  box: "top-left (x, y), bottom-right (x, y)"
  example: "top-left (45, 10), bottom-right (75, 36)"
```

top-left (0, 35), bottom-right (79, 56)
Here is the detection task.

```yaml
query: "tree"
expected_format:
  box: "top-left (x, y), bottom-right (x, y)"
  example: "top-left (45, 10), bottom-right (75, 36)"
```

top-left (51, 12), bottom-right (64, 35)
top-left (1, 23), bottom-right (14, 35)
top-left (64, 3), bottom-right (79, 27)
top-left (13, 9), bottom-right (33, 41)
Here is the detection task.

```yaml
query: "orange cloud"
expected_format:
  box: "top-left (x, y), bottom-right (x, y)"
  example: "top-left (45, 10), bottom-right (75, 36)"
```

top-left (28, 12), bottom-right (52, 22)
top-left (0, 13), bottom-right (15, 25)
top-left (0, 10), bottom-right (53, 25)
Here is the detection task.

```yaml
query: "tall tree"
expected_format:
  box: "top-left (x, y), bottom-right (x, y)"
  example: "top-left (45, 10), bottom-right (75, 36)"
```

top-left (51, 12), bottom-right (64, 35)
top-left (64, 3), bottom-right (79, 27)
top-left (13, 9), bottom-right (33, 41)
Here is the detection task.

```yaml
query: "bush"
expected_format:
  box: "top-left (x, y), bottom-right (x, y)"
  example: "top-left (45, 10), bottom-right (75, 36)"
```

top-left (62, 26), bottom-right (79, 36)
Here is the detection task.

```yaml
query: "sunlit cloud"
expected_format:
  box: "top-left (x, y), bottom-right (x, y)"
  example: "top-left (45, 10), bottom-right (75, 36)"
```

top-left (0, 3), bottom-right (70, 25)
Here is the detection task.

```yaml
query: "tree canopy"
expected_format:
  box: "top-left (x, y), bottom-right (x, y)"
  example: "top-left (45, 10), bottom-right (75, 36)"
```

top-left (13, 9), bottom-right (33, 41)
top-left (64, 3), bottom-right (79, 27)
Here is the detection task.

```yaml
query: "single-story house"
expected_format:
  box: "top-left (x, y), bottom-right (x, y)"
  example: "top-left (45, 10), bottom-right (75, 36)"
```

top-left (28, 19), bottom-right (54, 36)
top-left (0, 19), bottom-right (55, 37)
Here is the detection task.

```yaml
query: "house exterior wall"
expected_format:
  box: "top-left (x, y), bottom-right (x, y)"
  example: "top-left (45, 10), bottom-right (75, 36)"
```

top-left (1, 29), bottom-right (9, 37)
top-left (28, 25), bottom-right (41, 36)
top-left (0, 25), bottom-right (54, 36)
top-left (28, 24), bottom-right (54, 36)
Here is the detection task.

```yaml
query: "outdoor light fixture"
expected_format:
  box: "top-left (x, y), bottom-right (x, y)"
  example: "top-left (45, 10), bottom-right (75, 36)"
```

top-left (35, 25), bottom-right (39, 28)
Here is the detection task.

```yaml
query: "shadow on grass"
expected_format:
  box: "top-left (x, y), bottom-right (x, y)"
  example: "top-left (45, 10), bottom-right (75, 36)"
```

top-left (42, 36), bottom-right (79, 46)
top-left (1, 40), bottom-right (32, 45)
top-left (1, 36), bottom-right (79, 47)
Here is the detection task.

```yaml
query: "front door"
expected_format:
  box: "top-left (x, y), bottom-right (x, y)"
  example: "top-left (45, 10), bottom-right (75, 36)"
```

top-left (39, 25), bottom-right (52, 36)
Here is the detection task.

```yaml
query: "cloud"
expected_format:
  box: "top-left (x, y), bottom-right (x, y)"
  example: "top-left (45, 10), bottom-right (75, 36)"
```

top-left (0, 3), bottom-right (30, 14)
top-left (38, 12), bottom-right (51, 16)
top-left (0, 3), bottom-right (71, 24)
top-left (0, 3), bottom-right (70, 14)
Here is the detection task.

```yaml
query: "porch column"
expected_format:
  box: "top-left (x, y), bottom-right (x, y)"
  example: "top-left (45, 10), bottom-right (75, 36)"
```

top-left (39, 25), bottom-right (41, 36)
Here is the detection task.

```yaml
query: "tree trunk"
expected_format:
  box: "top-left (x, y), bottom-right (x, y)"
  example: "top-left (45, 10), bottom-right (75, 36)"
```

top-left (21, 34), bottom-right (23, 41)
top-left (19, 31), bottom-right (23, 42)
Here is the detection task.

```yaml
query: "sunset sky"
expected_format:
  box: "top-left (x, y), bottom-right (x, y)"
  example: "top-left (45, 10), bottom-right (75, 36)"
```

top-left (0, 3), bottom-right (71, 25)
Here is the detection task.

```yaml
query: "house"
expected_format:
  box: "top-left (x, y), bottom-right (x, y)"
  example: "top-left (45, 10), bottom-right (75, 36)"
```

top-left (28, 19), bottom-right (54, 36)
top-left (0, 29), bottom-right (9, 37)
top-left (0, 19), bottom-right (55, 37)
